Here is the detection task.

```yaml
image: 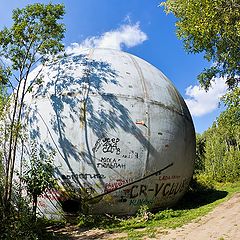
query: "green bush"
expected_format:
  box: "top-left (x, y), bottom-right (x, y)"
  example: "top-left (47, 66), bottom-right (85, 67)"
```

top-left (190, 174), bottom-right (215, 192)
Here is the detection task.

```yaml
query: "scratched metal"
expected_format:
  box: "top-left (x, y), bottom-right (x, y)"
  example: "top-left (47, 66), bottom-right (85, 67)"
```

top-left (21, 48), bottom-right (195, 218)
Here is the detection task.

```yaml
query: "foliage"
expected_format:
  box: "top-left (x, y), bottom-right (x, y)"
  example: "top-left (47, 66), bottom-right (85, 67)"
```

top-left (0, 182), bottom-right (55, 240)
top-left (0, 85), bottom-right (10, 230)
top-left (77, 213), bottom-right (121, 229)
top-left (71, 182), bottom-right (240, 240)
top-left (0, 1), bottom-right (65, 208)
top-left (189, 173), bottom-right (215, 192)
top-left (0, 3), bottom-right (65, 71)
top-left (194, 133), bottom-right (206, 173)
top-left (21, 142), bottom-right (56, 219)
top-left (0, 2), bottom-right (65, 239)
top-left (0, 85), bottom-right (9, 118)
top-left (161, 0), bottom-right (240, 89)
top-left (195, 88), bottom-right (240, 182)
top-left (219, 87), bottom-right (240, 133)
top-left (136, 204), bottom-right (153, 221)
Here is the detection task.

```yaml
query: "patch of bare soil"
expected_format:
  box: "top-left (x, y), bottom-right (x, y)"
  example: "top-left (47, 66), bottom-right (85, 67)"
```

top-left (50, 193), bottom-right (240, 240)
top-left (147, 192), bottom-right (240, 240)
top-left (48, 225), bottom-right (127, 240)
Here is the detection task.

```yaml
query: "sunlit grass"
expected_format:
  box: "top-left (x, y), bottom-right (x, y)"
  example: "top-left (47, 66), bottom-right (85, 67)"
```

top-left (75, 181), bottom-right (240, 240)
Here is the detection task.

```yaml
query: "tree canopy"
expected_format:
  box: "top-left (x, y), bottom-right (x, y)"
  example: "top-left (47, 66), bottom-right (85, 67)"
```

top-left (195, 87), bottom-right (240, 182)
top-left (162, 0), bottom-right (240, 90)
top-left (0, 3), bottom-right (65, 234)
top-left (0, 3), bottom-right (65, 89)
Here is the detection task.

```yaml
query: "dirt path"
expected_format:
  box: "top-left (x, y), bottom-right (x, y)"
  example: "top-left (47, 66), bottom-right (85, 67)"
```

top-left (148, 192), bottom-right (240, 240)
top-left (51, 192), bottom-right (240, 240)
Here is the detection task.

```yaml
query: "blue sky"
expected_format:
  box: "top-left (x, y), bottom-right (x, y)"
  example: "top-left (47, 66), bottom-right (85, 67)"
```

top-left (0, 0), bottom-right (228, 133)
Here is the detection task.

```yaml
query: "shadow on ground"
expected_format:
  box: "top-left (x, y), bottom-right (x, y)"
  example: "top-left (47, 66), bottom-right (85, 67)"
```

top-left (45, 185), bottom-right (229, 239)
top-left (46, 225), bottom-right (115, 240)
top-left (173, 188), bottom-right (228, 210)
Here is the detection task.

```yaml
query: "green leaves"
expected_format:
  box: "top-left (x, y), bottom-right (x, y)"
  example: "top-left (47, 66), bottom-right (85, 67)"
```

top-left (162, 0), bottom-right (240, 89)
top-left (197, 88), bottom-right (240, 182)
top-left (0, 66), bottom-right (11, 85)
top-left (22, 142), bottom-right (56, 199)
top-left (195, 134), bottom-right (206, 173)
top-left (0, 3), bottom-right (65, 73)
top-left (0, 2), bottom-right (66, 229)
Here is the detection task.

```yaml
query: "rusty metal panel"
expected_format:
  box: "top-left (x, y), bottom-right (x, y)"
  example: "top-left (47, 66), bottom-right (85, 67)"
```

top-left (22, 48), bottom-right (195, 218)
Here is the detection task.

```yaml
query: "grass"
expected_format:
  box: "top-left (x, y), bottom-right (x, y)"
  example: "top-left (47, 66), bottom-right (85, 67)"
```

top-left (82, 181), bottom-right (240, 239)
top-left (48, 181), bottom-right (240, 240)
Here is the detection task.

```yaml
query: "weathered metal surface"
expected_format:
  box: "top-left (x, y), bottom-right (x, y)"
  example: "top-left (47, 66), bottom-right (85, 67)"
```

top-left (23, 48), bottom-right (195, 218)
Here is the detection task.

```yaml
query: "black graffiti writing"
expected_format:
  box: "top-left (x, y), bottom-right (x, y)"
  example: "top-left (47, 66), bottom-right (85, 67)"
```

top-left (122, 150), bottom-right (139, 159)
top-left (129, 198), bottom-right (153, 206)
top-left (61, 173), bottom-right (106, 180)
top-left (92, 138), bottom-right (102, 152)
top-left (129, 179), bottom-right (187, 199)
top-left (93, 137), bottom-right (121, 154)
top-left (99, 157), bottom-right (121, 163)
top-left (155, 183), bottom-right (164, 196)
top-left (162, 181), bottom-right (186, 197)
top-left (102, 138), bottom-right (120, 154)
top-left (159, 175), bottom-right (180, 181)
top-left (96, 162), bottom-right (126, 169)
top-left (87, 163), bottom-right (174, 202)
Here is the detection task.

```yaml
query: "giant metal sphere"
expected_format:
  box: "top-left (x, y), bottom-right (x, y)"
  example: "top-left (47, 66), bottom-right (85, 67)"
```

top-left (25, 48), bottom-right (195, 217)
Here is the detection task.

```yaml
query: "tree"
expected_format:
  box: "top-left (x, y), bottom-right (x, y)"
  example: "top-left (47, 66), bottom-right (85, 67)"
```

top-left (161, 0), bottom-right (240, 89)
top-left (200, 87), bottom-right (240, 182)
top-left (195, 133), bottom-right (206, 173)
top-left (21, 142), bottom-right (56, 220)
top-left (0, 2), bottom-right (65, 219)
